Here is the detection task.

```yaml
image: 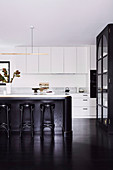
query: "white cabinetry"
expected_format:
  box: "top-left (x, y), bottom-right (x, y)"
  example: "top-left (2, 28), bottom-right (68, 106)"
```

top-left (15, 47), bottom-right (27, 73)
top-left (90, 45), bottom-right (96, 69)
top-left (26, 47), bottom-right (38, 73)
top-left (10, 46), bottom-right (90, 74)
top-left (72, 94), bottom-right (96, 118)
top-left (38, 47), bottom-right (51, 73)
top-left (51, 47), bottom-right (63, 73)
top-left (64, 47), bottom-right (76, 73)
top-left (76, 47), bottom-right (89, 73)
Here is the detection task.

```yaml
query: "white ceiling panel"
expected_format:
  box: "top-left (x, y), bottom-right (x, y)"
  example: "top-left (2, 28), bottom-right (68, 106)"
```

top-left (0, 0), bottom-right (113, 47)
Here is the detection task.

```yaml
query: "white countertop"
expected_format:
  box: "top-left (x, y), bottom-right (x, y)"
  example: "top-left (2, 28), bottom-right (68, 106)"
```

top-left (0, 93), bottom-right (71, 98)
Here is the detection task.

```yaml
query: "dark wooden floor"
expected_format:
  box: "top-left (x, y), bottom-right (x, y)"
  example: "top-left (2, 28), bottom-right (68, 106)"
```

top-left (0, 119), bottom-right (113, 170)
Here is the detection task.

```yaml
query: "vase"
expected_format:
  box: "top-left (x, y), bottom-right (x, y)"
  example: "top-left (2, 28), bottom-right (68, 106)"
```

top-left (6, 83), bottom-right (12, 94)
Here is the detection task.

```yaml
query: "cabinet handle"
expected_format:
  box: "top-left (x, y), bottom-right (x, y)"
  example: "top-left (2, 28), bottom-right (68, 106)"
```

top-left (83, 108), bottom-right (88, 110)
top-left (83, 99), bottom-right (87, 101)
top-left (83, 95), bottom-right (88, 96)
top-left (109, 79), bottom-right (110, 83)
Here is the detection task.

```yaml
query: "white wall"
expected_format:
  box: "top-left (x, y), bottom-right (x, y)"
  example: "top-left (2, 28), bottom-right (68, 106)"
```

top-left (12, 74), bottom-right (88, 89)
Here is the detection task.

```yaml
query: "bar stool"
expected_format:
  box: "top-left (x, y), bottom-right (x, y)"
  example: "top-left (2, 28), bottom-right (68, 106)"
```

top-left (40, 102), bottom-right (55, 138)
top-left (0, 104), bottom-right (10, 138)
top-left (20, 103), bottom-right (35, 137)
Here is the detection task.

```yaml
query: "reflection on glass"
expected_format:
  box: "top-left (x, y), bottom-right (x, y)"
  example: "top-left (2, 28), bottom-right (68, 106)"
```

top-left (98, 75), bottom-right (101, 92)
top-left (98, 106), bottom-right (101, 119)
top-left (98, 60), bottom-right (101, 74)
top-left (98, 38), bottom-right (102, 59)
top-left (103, 57), bottom-right (108, 73)
top-left (103, 35), bottom-right (108, 57)
top-left (103, 74), bottom-right (108, 91)
top-left (103, 93), bottom-right (108, 107)
top-left (98, 93), bottom-right (101, 105)
top-left (103, 108), bottom-right (108, 126)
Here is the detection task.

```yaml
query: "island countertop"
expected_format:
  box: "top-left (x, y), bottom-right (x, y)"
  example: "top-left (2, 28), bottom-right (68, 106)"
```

top-left (0, 93), bottom-right (71, 100)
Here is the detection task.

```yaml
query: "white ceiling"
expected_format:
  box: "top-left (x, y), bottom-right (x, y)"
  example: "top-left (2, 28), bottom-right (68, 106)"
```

top-left (0, 0), bottom-right (113, 47)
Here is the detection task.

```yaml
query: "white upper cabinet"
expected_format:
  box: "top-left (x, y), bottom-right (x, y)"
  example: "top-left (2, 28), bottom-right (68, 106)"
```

top-left (12, 47), bottom-right (26, 74)
top-left (38, 47), bottom-right (51, 73)
top-left (76, 47), bottom-right (88, 73)
top-left (26, 47), bottom-right (38, 73)
top-left (90, 45), bottom-right (96, 69)
top-left (51, 47), bottom-right (63, 73)
top-left (64, 47), bottom-right (76, 73)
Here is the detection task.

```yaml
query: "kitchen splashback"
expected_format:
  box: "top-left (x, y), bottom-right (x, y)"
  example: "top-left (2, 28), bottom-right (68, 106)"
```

top-left (0, 86), bottom-right (88, 94)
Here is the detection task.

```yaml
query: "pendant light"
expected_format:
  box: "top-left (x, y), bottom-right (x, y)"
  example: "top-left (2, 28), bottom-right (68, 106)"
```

top-left (0, 26), bottom-right (48, 56)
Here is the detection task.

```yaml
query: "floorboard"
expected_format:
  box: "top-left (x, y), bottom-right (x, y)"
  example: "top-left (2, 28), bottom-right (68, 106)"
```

top-left (0, 119), bottom-right (113, 170)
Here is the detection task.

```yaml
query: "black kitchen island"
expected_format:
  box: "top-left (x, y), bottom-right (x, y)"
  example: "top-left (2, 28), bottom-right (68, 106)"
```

top-left (0, 94), bottom-right (72, 137)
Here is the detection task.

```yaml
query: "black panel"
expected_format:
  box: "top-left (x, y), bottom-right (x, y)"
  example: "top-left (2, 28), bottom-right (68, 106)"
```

top-left (96, 24), bottom-right (113, 133)
top-left (90, 70), bottom-right (96, 98)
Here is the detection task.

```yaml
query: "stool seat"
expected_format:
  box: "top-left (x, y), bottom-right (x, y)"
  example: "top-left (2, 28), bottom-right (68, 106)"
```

top-left (0, 104), bottom-right (10, 109)
top-left (40, 102), bottom-right (55, 138)
top-left (20, 103), bottom-right (35, 108)
top-left (20, 103), bottom-right (35, 137)
top-left (0, 104), bottom-right (10, 138)
top-left (40, 103), bottom-right (55, 108)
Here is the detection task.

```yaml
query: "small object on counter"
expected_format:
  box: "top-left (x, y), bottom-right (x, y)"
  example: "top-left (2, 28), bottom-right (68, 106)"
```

top-left (46, 89), bottom-right (54, 95)
top-left (39, 82), bottom-right (49, 88)
top-left (32, 87), bottom-right (40, 94)
top-left (65, 87), bottom-right (70, 94)
top-left (79, 88), bottom-right (84, 93)
top-left (38, 82), bottom-right (49, 94)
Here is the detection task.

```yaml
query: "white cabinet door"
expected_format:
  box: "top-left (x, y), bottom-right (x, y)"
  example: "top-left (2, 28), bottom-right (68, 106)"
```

top-left (72, 107), bottom-right (89, 118)
top-left (89, 107), bottom-right (96, 118)
top-left (38, 47), bottom-right (51, 73)
top-left (64, 47), bottom-right (76, 73)
top-left (51, 47), bottom-right (63, 73)
top-left (72, 98), bottom-right (89, 107)
top-left (90, 45), bottom-right (96, 69)
top-left (26, 47), bottom-right (38, 73)
top-left (14, 47), bottom-right (27, 73)
top-left (76, 47), bottom-right (88, 73)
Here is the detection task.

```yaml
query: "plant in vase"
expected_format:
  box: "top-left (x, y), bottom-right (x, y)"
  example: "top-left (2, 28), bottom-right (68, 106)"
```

top-left (0, 68), bottom-right (20, 94)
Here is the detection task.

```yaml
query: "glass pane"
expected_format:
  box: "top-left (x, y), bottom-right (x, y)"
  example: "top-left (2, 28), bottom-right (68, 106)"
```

top-left (98, 93), bottom-right (101, 105)
top-left (98, 60), bottom-right (101, 74)
top-left (103, 108), bottom-right (108, 126)
top-left (103, 93), bottom-right (108, 107)
top-left (98, 39), bottom-right (102, 59)
top-left (98, 106), bottom-right (102, 119)
top-left (103, 35), bottom-right (108, 57)
top-left (98, 75), bottom-right (101, 91)
top-left (103, 57), bottom-right (108, 73)
top-left (103, 74), bottom-right (108, 91)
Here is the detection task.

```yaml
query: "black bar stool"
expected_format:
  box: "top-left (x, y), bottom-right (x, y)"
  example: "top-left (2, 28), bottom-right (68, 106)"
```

top-left (20, 103), bottom-right (35, 137)
top-left (40, 102), bottom-right (55, 138)
top-left (0, 104), bottom-right (10, 138)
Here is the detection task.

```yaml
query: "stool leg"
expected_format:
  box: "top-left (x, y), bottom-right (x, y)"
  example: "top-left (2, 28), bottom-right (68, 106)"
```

top-left (50, 106), bottom-right (54, 137)
top-left (6, 106), bottom-right (10, 138)
top-left (40, 106), bottom-right (44, 138)
top-left (31, 106), bottom-right (34, 137)
top-left (20, 107), bottom-right (23, 137)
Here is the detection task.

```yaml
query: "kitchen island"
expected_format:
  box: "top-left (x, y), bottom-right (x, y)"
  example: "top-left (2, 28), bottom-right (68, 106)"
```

top-left (0, 94), bottom-right (72, 137)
